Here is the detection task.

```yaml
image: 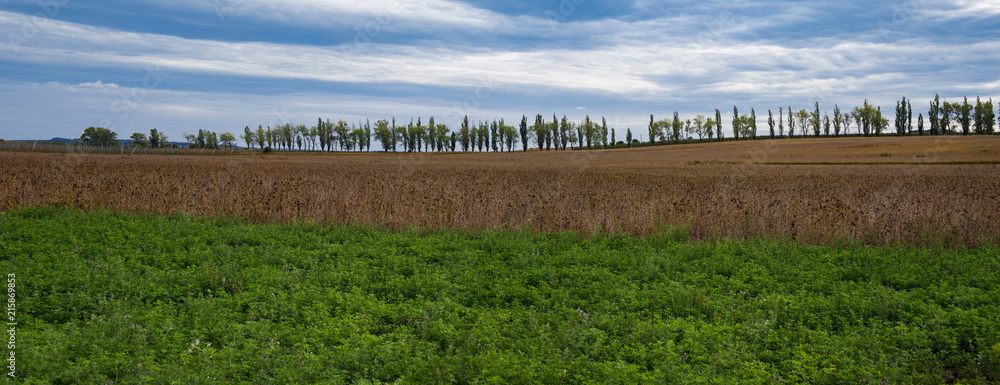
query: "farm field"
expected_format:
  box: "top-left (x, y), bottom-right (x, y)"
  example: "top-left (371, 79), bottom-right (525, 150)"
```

top-left (3, 207), bottom-right (1000, 384)
top-left (2, 136), bottom-right (999, 246)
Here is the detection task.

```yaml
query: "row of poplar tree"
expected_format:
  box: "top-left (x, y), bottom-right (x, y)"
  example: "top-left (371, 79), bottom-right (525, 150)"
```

top-left (126, 95), bottom-right (999, 152)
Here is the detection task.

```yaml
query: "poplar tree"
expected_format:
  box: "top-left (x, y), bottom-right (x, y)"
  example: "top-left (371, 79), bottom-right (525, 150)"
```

top-left (929, 94), bottom-right (940, 135)
top-left (520, 115), bottom-right (528, 152)
top-left (811, 102), bottom-right (821, 137)
top-left (672, 112), bottom-right (682, 142)
top-left (601, 117), bottom-right (609, 149)
top-left (732, 106), bottom-right (740, 139)
top-left (832, 105), bottom-right (842, 136)
top-left (648, 115), bottom-right (656, 146)
top-left (779, 106), bottom-right (785, 137)
top-left (715, 109), bottom-right (723, 140)
top-left (151, 128), bottom-right (161, 148)
top-left (895, 97), bottom-right (908, 136)
top-left (787, 106), bottom-right (795, 137)
top-left (767, 109), bottom-right (775, 138)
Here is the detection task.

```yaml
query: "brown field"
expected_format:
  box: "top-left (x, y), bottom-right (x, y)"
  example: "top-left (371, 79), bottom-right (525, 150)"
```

top-left (2, 136), bottom-right (999, 245)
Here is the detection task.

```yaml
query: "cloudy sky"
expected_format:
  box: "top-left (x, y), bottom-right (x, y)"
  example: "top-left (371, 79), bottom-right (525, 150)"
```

top-left (1, 0), bottom-right (998, 142)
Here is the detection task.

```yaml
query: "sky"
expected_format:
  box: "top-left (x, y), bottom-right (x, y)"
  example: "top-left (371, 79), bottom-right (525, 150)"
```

top-left (0, 0), bottom-right (998, 142)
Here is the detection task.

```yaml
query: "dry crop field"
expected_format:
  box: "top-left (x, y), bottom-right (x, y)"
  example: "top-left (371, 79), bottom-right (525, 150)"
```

top-left (2, 136), bottom-right (999, 245)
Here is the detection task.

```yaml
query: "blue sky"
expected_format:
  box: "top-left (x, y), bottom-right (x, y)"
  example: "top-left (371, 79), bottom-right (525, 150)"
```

top-left (1, 0), bottom-right (998, 142)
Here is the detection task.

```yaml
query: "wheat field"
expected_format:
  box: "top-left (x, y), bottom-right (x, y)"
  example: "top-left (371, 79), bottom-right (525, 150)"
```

top-left (2, 136), bottom-right (998, 245)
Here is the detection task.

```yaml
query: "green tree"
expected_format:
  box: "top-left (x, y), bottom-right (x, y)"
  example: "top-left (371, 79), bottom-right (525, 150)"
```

top-left (150, 129), bottom-right (160, 148)
top-left (671, 112), bottom-right (682, 142)
top-left (255, 126), bottom-right (266, 149)
top-left (767, 109), bottom-right (775, 138)
top-left (795, 109), bottom-right (810, 137)
top-left (469, 120), bottom-right (478, 152)
top-left (533, 114), bottom-right (546, 150)
top-left (907, 99), bottom-right (913, 134)
top-left (553, 114), bottom-right (561, 150)
top-left (81, 127), bottom-right (117, 147)
top-left (732, 106), bottom-right (740, 140)
top-left (129, 132), bottom-right (148, 147)
top-left (601, 117), bottom-right (609, 149)
top-left (895, 97), bottom-right (908, 136)
top-left (982, 98), bottom-right (996, 134)
top-left (490, 119), bottom-right (499, 152)
top-left (874, 106), bottom-right (889, 136)
top-left (715, 109), bottom-right (723, 140)
top-left (156, 131), bottom-right (168, 148)
top-left (373, 120), bottom-right (390, 152)
top-left (778, 106), bottom-right (785, 137)
top-left (283, 124), bottom-right (293, 150)
top-left (220, 131), bottom-right (236, 149)
top-left (611, 128), bottom-right (616, 147)
top-left (811, 102), bottom-right (821, 137)
top-left (693, 115), bottom-right (709, 140)
top-left (501, 120), bottom-right (515, 152)
top-left (626, 128), bottom-right (633, 148)
top-left (559, 115), bottom-right (570, 150)
top-left (840, 111), bottom-right (852, 136)
top-left (974, 97), bottom-right (985, 135)
top-left (750, 108), bottom-right (758, 139)
top-left (365, 119), bottom-right (373, 152)
top-left (832, 105), bottom-right (842, 136)
top-left (461, 116), bottom-right (471, 152)
top-left (316, 118), bottom-right (327, 151)
top-left (206, 130), bottom-right (219, 149)
top-left (313, 120), bottom-right (323, 151)
top-left (917, 113), bottom-right (924, 135)
top-left (333, 120), bottom-right (349, 150)
top-left (582, 115), bottom-right (594, 150)
top-left (480, 121), bottom-right (490, 152)
top-left (297, 124), bottom-right (308, 150)
top-left (241, 126), bottom-right (253, 149)
top-left (854, 101), bottom-right (887, 136)
top-left (855, 103), bottom-right (869, 136)
top-left (519, 115), bottom-right (528, 152)
top-left (787, 106), bottom-right (795, 137)
top-left (959, 96), bottom-right (972, 135)
top-left (929, 94), bottom-right (940, 135)
top-left (823, 114), bottom-right (830, 136)
top-left (941, 101), bottom-right (952, 134)
top-left (425, 118), bottom-right (435, 152)
top-left (648, 114), bottom-right (656, 146)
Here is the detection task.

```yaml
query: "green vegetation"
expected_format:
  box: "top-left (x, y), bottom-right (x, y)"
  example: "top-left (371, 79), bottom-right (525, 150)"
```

top-left (3, 207), bottom-right (1000, 384)
top-left (79, 127), bottom-right (118, 147)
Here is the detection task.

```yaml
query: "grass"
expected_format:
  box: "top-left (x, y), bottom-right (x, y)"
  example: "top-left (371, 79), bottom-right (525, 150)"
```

top-left (3, 207), bottom-right (1000, 384)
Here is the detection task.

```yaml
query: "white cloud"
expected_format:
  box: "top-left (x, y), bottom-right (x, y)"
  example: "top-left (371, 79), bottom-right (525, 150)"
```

top-left (3, 8), bottom-right (998, 104)
top-left (163, 0), bottom-right (506, 31)
top-left (920, 0), bottom-right (1000, 20)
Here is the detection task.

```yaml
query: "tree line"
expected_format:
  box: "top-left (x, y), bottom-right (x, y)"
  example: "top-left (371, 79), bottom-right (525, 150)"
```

top-left (76, 95), bottom-right (997, 152)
